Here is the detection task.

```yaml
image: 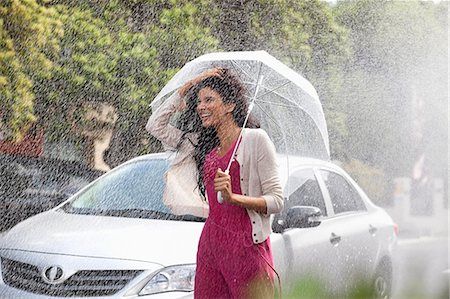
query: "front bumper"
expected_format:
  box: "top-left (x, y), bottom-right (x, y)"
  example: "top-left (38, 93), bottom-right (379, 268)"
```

top-left (0, 250), bottom-right (194, 299)
top-left (0, 283), bottom-right (194, 299)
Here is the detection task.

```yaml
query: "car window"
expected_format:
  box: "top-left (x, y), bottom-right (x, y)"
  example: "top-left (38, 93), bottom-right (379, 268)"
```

top-left (61, 176), bottom-right (91, 195)
top-left (319, 170), bottom-right (367, 214)
top-left (68, 159), bottom-right (169, 211)
top-left (285, 169), bottom-right (327, 216)
top-left (61, 159), bottom-right (206, 222)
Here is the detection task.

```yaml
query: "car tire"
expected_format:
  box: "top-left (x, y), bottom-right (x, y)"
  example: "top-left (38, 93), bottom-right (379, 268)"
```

top-left (372, 259), bottom-right (392, 299)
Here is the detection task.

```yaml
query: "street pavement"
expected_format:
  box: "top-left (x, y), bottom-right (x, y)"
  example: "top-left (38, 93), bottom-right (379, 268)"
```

top-left (392, 236), bottom-right (449, 299)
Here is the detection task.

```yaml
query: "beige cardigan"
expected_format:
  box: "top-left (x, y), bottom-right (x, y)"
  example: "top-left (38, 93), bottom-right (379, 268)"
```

top-left (146, 92), bottom-right (284, 244)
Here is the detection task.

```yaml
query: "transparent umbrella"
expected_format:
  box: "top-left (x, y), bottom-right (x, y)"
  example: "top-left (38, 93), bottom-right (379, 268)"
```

top-left (151, 50), bottom-right (330, 161)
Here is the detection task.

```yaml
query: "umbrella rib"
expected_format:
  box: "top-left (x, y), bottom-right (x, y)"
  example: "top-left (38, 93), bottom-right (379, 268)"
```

top-left (251, 84), bottom-right (327, 141)
top-left (254, 102), bottom-right (285, 134)
top-left (254, 101), bottom-right (291, 195)
top-left (256, 100), bottom-right (298, 109)
top-left (256, 89), bottom-right (317, 115)
top-left (230, 60), bottom-right (256, 84)
top-left (255, 94), bottom-right (330, 157)
top-left (246, 81), bottom-right (316, 110)
top-left (256, 61), bottom-right (263, 86)
top-left (258, 80), bottom-right (292, 98)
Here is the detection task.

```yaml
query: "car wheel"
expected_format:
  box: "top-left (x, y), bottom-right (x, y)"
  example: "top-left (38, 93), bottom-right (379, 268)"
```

top-left (373, 261), bottom-right (392, 299)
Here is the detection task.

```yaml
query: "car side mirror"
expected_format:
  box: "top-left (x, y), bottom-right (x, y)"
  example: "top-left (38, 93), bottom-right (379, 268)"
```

top-left (285, 206), bottom-right (322, 229)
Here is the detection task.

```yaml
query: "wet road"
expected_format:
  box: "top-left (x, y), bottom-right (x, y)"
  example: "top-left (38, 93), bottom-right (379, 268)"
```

top-left (392, 236), bottom-right (449, 299)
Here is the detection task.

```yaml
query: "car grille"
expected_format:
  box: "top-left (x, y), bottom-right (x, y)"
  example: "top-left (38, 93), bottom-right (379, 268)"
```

top-left (1, 257), bottom-right (144, 297)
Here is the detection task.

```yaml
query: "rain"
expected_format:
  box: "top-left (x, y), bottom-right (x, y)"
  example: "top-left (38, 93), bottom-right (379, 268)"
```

top-left (0, 0), bottom-right (448, 298)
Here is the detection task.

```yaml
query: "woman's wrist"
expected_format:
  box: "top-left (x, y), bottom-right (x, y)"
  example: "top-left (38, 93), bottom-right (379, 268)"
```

top-left (229, 193), bottom-right (268, 214)
top-left (174, 96), bottom-right (186, 112)
top-left (229, 193), bottom-right (240, 205)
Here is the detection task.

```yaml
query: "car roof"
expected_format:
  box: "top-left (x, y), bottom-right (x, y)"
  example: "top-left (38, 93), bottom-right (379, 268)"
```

top-left (125, 152), bottom-right (345, 182)
top-left (126, 151), bottom-right (338, 166)
top-left (98, 152), bottom-right (376, 210)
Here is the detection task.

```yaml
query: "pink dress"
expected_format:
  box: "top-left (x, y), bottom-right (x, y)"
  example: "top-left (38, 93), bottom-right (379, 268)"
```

top-left (194, 137), bottom-right (275, 299)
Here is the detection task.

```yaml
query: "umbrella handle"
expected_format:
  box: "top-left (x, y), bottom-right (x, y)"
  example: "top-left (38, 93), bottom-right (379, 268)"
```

top-left (217, 169), bottom-right (230, 204)
top-left (218, 76), bottom-right (261, 205)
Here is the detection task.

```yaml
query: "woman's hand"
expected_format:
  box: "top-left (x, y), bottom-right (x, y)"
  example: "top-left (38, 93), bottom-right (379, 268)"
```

top-left (175, 98), bottom-right (186, 112)
top-left (214, 168), bottom-right (234, 203)
top-left (214, 167), bottom-right (269, 213)
top-left (179, 68), bottom-right (224, 97)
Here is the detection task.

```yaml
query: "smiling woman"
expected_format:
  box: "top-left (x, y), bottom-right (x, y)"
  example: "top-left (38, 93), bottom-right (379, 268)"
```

top-left (146, 68), bottom-right (284, 299)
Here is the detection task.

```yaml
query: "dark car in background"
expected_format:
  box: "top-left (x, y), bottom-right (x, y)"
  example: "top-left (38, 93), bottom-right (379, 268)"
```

top-left (0, 154), bottom-right (104, 231)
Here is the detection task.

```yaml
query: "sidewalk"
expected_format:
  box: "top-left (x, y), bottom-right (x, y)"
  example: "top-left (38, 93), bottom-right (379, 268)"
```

top-left (393, 235), bottom-right (449, 299)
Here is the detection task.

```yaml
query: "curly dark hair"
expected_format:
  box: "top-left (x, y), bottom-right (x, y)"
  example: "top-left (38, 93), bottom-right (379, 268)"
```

top-left (176, 68), bottom-right (260, 199)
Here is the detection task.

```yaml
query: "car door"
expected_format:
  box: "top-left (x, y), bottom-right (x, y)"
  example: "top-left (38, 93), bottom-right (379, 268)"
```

top-left (317, 169), bottom-right (378, 290)
top-left (272, 167), bottom-right (340, 292)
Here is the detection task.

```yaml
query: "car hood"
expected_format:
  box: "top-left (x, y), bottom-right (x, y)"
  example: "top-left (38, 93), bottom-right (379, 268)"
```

top-left (0, 210), bottom-right (204, 266)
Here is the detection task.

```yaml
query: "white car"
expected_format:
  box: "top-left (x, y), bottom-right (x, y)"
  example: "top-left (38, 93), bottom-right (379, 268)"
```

top-left (0, 153), bottom-right (397, 298)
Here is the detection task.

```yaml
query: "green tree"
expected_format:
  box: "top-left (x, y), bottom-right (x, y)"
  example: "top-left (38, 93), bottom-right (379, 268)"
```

top-left (1, 0), bottom-right (219, 166)
top-left (38, 3), bottom-right (170, 165)
top-left (0, 0), bottom-right (62, 141)
top-left (84, 0), bottom-right (219, 166)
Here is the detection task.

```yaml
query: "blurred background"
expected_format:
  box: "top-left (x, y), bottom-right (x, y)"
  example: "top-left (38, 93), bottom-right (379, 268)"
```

top-left (0, 0), bottom-right (448, 297)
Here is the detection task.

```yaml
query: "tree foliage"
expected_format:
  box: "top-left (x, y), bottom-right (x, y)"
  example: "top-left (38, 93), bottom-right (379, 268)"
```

top-left (0, 0), bottom-right (62, 141)
top-left (1, 0), bottom-right (447, 194)
top-left (38, 4), bottom-right (163, 141)
top-left (1, 0), bottom-right (218, 166)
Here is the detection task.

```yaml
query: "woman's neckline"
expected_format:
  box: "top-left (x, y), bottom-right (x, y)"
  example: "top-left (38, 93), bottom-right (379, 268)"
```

top-left (216, 131), bottom-right (242, 159)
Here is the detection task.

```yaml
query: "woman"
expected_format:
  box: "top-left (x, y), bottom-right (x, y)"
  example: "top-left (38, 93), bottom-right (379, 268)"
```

top-left (146, 68), bottom-right (283, 299)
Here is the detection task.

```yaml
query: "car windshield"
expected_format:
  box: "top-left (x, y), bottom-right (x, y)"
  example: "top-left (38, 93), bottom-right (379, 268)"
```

top-left (60, 158), bottom-right (206, 222)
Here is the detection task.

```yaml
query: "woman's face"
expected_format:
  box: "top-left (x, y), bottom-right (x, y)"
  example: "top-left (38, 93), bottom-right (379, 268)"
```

top-left (196, 87), bottom-right (235, 129)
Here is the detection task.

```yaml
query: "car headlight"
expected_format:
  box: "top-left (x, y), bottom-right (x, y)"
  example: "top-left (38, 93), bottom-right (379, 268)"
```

top-left (139, 264), bottom-right (196, 296)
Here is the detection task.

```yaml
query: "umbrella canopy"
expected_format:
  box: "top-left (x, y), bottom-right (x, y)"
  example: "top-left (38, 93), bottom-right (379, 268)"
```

top-left (151, 50), bottom-right (330, 160)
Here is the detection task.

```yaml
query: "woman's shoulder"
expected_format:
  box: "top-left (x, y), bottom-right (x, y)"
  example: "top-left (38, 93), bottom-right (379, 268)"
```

top-left (242, 128), bottom-right (271, 144)
top-left (240, 128), bottom-right (276, 159)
